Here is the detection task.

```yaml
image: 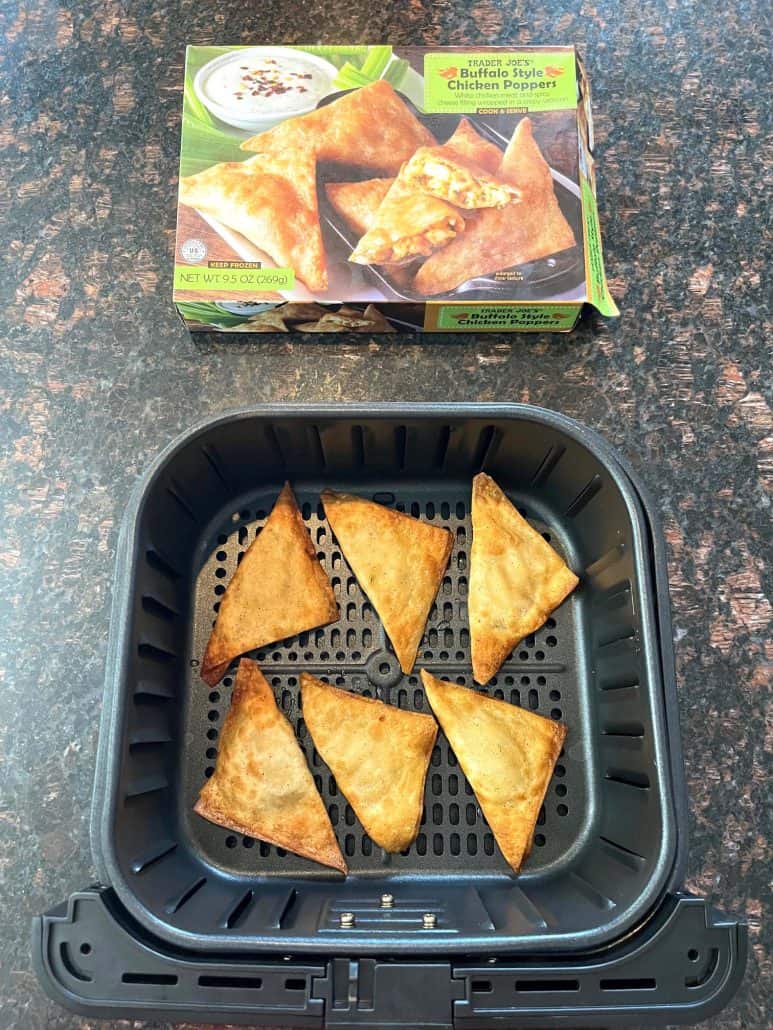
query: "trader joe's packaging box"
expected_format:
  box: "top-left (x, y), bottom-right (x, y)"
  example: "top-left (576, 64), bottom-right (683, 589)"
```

top-left (174, 45), bottom-right (618, 333)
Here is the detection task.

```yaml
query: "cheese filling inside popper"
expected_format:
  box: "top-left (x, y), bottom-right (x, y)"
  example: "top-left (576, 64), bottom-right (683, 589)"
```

top-left (349, 176), bottom-right (465, 265)
top-left (345, 118), bottom-right (517, 268)
top-left (401, 148), bottom-right (521, 210)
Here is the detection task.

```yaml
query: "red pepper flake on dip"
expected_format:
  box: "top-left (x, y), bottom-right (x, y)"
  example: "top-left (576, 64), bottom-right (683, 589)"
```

top-left (195, 47), bottom-right (336, 131)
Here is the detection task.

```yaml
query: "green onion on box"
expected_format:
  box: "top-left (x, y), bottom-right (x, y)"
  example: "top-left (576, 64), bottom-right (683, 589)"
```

top-left (333, 45), bottom-right (410, 92)
top-left (176, 302), bottom-right (249, 328)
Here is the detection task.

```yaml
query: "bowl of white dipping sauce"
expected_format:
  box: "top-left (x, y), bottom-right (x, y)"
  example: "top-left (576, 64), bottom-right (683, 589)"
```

top-left (194, 47), bottom-right (338, 132)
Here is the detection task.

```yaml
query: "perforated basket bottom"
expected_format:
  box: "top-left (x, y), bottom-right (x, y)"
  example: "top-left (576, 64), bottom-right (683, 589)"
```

top-left (184, 485), bottom-right (589, 879)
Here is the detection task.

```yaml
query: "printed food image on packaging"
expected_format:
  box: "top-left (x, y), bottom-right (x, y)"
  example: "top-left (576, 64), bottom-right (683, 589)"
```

top-left (174, 45), bottom-right (619, 333)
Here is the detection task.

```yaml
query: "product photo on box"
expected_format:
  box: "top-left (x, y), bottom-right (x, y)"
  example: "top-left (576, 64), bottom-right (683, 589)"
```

top-left (173, 46), bottom-right (618, 334)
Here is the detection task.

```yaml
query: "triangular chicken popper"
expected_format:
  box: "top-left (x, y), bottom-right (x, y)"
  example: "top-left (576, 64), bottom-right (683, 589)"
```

top-left (413, 117), bottom-right (576, 296)
top-left (277, 301), bottom-right (329, 323)
top-left (241, 80), bottom-right (436, 174)
top-left (325, 178), bottom-right (394, 236)
top-left (439, 117), bottom-right (503, 174)
top-left (178, 150), bottom-right (327, 291)
top-left (324, 118), bottom-right (501, 237)
top-left (360, 304), bottom-right (396, 332)
top-left (350, 175), bottom-right (465, 265)
top-left (346, 117), bottom-right (517, 266)
top-left (201, 483), bottom-right (337, 686)
top-left (195, 661), bottom-right (346, 873)
top-left (245, 309), bottom-right (289, 331)
top-left (301, 674), bottom-right (437, 852)
top-left (469, 473), bottom-right (578, 684)
top-left (321, 490), bottom-right (453, 673)
top-left (421, 671), bottom-right (566, 873)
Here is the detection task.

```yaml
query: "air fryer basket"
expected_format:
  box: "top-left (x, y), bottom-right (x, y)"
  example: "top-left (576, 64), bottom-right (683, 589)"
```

top-left (89, 405), bottom-right (681, 956)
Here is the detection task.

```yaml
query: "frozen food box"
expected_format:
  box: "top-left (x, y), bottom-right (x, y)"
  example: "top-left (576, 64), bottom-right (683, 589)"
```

top-left (174, 45), bottom-right (618, 333)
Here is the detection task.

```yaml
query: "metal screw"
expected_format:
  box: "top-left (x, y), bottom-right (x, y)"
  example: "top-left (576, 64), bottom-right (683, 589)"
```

top-left (339, 911), bottom-right (355, 928)
top-left (422, 912), bottom-right (437, 929)
top-left (380, 893), bottom-right (394, 909)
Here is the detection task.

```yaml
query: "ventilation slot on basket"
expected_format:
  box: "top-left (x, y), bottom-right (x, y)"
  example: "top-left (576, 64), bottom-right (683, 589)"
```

top-left (124, 773), bottom-right (168, 799)
top-left (264, 424), bottom-right (285, 468)
top-left (596, 625), bottom-right (636, 650)
top-left (128, 738), bottom-right (171, 755)
top-left (594, 581), bottom-right (632, 610)
top-left (141, 596), bottom-right (178, 621)
top-left (603, 722), bottom-right (644, 737)
top-left (600, 977), bottom-right (656, 991)
top-left (131, 842), bottom-right (177, 874)
top-left (165, 877), bottom-right (206, 915)
top-left (122, 972), bottom-right (178, 985)
top-left (599, 673), bottom-right (639, 692)
top-left (599, 836), bottom-right (646, 870)
top-left (584, 542), bottom-right (626, 579)
top-left (605, 769), bottom-right (650, 789)
top-left (145, 548), bottom-right (181, 580)
top-left (351, 425), bottom-right (365, 466)
top-left (475, 425), bottom-right (499, 470)
top-left (395, 425), bottom-right (407, 469)
top-left (516, 979), bottom-right (580, 993)
top-left (309, 425), bottom-right (326, 469)
top-left (531, 443), bottom-right (566, 487)
top-left (138, 634), bottom-right (180, 668)
top-left (569, 872), bottom-right (616, 910)
top-left (435, 425), bottom-right (452, 469)
top-left (198, 974), bottom-right (263, 989)
top-left (200, 445), bottom-right (230, 490)
top-left (166, 483), bottom-right (199, 524)
top-left (565, 475), bottom-right (602, 518)
top-left (224, 890), bottom-right (254, 929)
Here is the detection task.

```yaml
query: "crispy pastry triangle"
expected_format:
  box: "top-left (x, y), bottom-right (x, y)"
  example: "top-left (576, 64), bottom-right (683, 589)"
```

top-left (350, 175), bottom-right (465, 265)
top-left (195, 661), bottom-right (346, 873)
top-left (441, 117), bottom-right (503, 174)
top-left (421, 670), bottom-right (566, 872)
top-left (323, 119), bottom-right (500, 236)
top-left (301, 674), bottom-right (437, 851)
top-left (201, 483), bottom-right (337, 686)
top-left (241, 80), bottom-right (435, 174)
top-left (361, 304), bottom-right (396, 332)
top-left (277, 301), bottom-right (329, 323)
top-left (296, 305), bottom-right (395, 333)
top-left (245, 309), bottom-right (289, 331)
top-left (178, 151), bottom-right (327, 291)
top-left (413, 117), bottom-right (576, 295)
top-left (469, 473), bottom-right (578, 684)
top-left (325, 178), bottom-right (394, 236)
top-left (321, 490), bottom-right (453, 673)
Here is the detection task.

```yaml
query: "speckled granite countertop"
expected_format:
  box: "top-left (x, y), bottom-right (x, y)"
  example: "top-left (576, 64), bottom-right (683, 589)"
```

top-left (0, 2), bottom-right (770, 1028)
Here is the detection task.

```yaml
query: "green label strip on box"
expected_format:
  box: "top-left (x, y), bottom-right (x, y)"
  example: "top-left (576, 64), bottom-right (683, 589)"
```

top-left (579, 176), bottom-right (619, 317)
top-left (424, 50), bottom-right (576, 114)
top-left (174, 265), bottom-right (295, 292)
top-left (432, 303), bottom-right (581, 332)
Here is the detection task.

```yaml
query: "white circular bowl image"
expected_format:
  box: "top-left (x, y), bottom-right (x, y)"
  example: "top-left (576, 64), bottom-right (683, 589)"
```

top-left (214, 301), bottom-right (277, 316)
top-left (194, 47), bottom-right (338, 133)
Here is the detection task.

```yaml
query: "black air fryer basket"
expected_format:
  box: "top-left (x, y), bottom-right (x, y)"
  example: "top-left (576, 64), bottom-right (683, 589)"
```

top-left (33, 405), bottom-right (746, 1027)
